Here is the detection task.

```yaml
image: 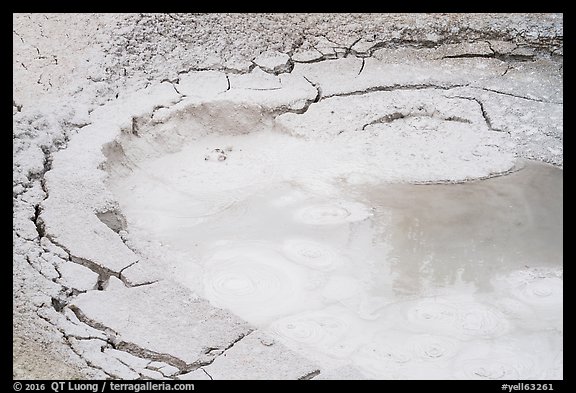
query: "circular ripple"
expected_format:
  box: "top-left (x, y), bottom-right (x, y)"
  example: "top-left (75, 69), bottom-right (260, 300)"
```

top-left (512, 277), bottom-right (563, 306)
top-left (283, 239), bottom-right (343, 271)
top-left (410, 334), bottom-right (460, 361)
top-left (325, 339), bottom-right (361, 359)
top-left (297, 205), bottom-right (350, 224)
top-left (270, 312), bottom-right (352, 356)
top-left (493, 297), bottom-right (535, 320)
top-left (406, 298), bottom-right (510, 338)
top-left (353, 336), bottom-right (415, 377)
top-left (207, 263), bottom-right (282, 303)
top-left (459, 305), bottom-right (509, 337)
top-left (406, 300), bottom-right (459, 330)
top-left (455, 350), bottom-right (536, 380)
top-left (294, 200), bottom-right (372, 225)
top-left (459, 360), bottom-right (516, 380)
top-left (203, 249), bottom-right (302, 323)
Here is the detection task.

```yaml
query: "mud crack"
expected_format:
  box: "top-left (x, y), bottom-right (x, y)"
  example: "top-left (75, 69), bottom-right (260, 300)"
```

top-left (298, 370), bottom-right (321, 380)
top-left (201, 368), bottom-right (213, 380)
top-left (471, 86), bottom-right (562, 105)
top-left (446, 95), bottom-right (509, 135)
top-left (68, 304), bottom-right (255, 374)
top-left (359, 111), bottom-right (471, 131)
top-left (322, 83), bottom-right (470, 100)
top-left (34, 308), bottom-right (116, 379)
top-left (270, 76), bottom-right (321, 117)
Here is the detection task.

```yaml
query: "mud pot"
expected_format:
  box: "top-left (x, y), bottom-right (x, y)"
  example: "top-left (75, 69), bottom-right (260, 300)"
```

top-left (14, 13), bottom-right (562, 380)
top-left (106, 104), bottom-right (562, 379)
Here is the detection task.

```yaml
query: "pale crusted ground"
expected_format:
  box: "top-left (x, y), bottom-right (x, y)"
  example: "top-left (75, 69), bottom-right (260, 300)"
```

top-left (13, 13), bottom-right (562, 379)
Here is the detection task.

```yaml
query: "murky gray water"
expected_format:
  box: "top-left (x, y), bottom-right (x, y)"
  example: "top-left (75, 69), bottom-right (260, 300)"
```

top-left (113, 158), bottom-right (563, 379)
top-left (358, 161), bottom-right (562, 296)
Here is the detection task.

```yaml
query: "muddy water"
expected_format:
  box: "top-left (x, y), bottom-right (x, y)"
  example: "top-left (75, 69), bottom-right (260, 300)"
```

top-left (361, 161), bottom-right (562, 296)
top-left (111, 159), bottom-right (562, 379)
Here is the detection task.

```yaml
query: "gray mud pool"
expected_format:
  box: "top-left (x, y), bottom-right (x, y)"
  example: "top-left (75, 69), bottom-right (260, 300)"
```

top-left (111, 149), bottom-right (562, 379)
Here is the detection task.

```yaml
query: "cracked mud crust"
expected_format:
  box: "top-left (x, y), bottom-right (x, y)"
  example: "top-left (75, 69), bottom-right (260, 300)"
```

top-left (13, 13), bottom-right (562, 380)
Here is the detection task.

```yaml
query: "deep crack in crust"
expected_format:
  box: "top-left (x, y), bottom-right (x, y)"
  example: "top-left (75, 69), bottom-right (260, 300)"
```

top-left (13, 13), bottom-right (562, 380)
